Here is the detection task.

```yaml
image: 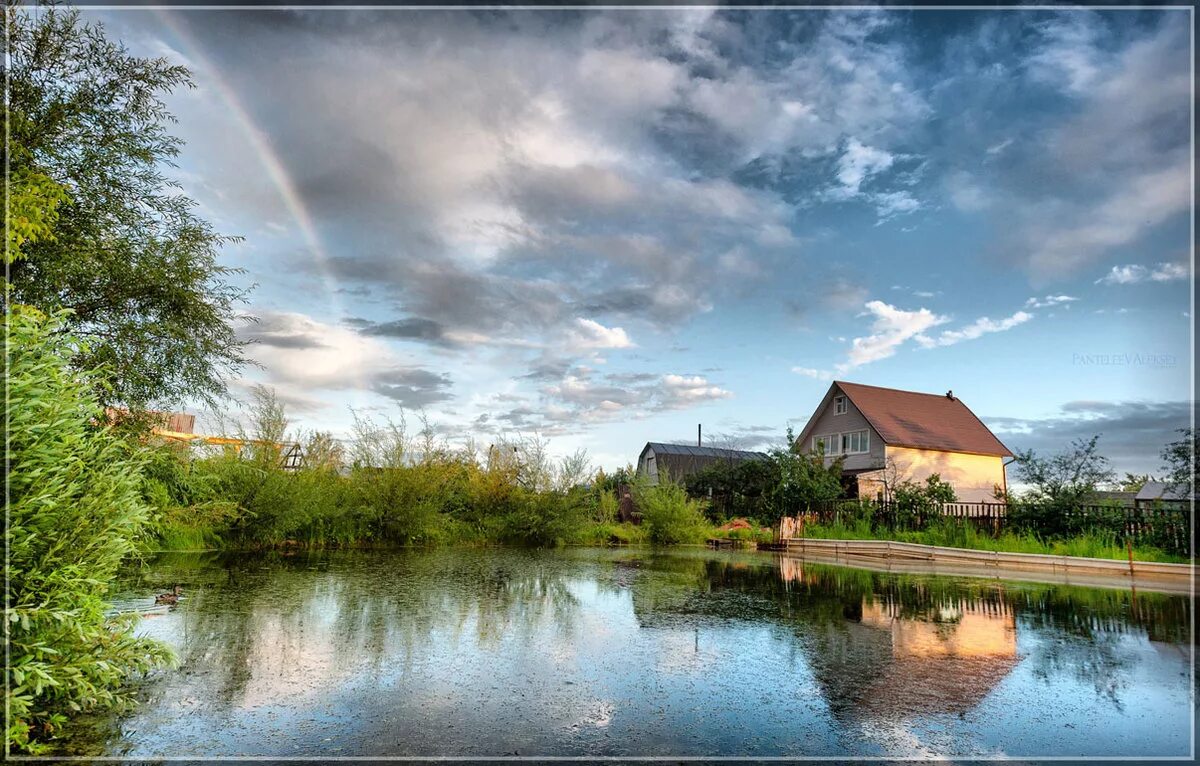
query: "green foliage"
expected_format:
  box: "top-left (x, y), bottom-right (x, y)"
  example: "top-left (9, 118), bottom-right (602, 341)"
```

top-left (771, 428), bottom-right (844, 517)
top-left (5, 6), bottom-right (249, 408)
top-left (1116, 472), bottom-right (1154, 492)
top-left (802, 518), bottom-right (1183, 563)
top-left (683, 428), bottom-right (844, 523)
top-left (4, 168), bottom-right (69, 260)
top-left (633, 479), bottom-right (708, 546)
top-left (5, 308), bottom-right (174, 754)
top-left (1013, 435), bottom-right (1116, 507)
top-left (890, 473), bottom-right (957, 524)
top-left (1159, 427), bottom-right (1196, 497)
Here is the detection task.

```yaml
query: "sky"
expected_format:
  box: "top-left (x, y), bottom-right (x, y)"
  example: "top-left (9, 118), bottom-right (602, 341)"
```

top-left (87, 6), bottom-right (1193, 476)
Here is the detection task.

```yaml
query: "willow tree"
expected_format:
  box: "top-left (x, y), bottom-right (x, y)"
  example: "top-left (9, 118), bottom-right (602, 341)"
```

top-left (4, 5), bottom-right (250, 408)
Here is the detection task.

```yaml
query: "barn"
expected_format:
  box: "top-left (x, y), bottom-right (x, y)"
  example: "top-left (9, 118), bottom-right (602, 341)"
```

top-left (636, 442), bottom-right (768, 486)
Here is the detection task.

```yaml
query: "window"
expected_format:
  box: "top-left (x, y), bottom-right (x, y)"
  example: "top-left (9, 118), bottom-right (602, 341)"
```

top-left (812, 434), bottom-right (838, 455)
top-left (834, 396), bottom-right (847, 415)
top-left (840, 430), bottom-right (869, 455)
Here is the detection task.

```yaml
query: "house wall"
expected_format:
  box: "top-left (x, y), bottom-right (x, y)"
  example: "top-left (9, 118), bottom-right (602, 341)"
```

top-left (856, 446), bottom-right (1007, 503)
top-left (799, 391), bottom-right (885, 472)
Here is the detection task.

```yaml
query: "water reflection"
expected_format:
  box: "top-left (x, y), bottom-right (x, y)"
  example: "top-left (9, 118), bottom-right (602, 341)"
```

top-left (70, 548), bottom-right (1192, 758)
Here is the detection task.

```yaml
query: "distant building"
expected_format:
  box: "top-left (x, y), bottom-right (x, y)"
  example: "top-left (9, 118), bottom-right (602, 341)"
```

top-left (795, 381), bottom-right (1013, 503)
top-left (1135, 481), bottom-right (1194, 508)
top-left (636, 442), bottom-right (767, 486)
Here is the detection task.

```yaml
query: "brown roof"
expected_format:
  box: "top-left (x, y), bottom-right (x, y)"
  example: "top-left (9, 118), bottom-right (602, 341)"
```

top-left (835, 381), bottom-right (1012, 457)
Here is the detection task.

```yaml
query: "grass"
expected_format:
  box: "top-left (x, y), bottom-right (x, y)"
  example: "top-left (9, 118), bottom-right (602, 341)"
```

top-left (799, 518), bottom-right (1186, 564)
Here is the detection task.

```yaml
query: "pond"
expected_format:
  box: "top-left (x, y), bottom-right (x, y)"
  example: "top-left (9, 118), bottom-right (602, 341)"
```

top-left (67, 547), bottom-right (1191, 758)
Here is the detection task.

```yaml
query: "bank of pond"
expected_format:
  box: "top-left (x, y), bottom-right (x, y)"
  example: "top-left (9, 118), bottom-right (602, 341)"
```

top-left (47, 548), bottom-right (1194, 758)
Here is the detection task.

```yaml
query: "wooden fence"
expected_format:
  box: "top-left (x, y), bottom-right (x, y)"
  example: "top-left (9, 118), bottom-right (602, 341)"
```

top-left (783, 499), bottom-right (1191, 557)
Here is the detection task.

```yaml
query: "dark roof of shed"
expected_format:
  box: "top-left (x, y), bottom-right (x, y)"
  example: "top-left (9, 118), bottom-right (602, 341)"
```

top-left (1135, 481), bottom-right (1193, 502)
top-left (835, 381), bottom-right (1012, 457)
top-left (643, 442), bottom-right (768, 460)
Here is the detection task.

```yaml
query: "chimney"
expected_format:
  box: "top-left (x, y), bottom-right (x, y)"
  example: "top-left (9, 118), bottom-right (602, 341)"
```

top-left (697, 423), bottom-right (702, 447)
top-left (946, 390), bottom-right (954, 400)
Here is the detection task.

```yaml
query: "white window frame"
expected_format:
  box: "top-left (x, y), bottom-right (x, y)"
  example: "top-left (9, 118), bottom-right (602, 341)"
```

top-left (833, 396), bottom-right (847, 415)
top-left (840, 430), bottom-right (870, 455)
top-left (812, 434), bottom-right (838, 455)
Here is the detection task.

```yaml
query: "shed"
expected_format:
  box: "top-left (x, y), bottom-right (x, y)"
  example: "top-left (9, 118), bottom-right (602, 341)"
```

top-left (1135, 481), bottom-right (1193, 508)
top-left (636, 442), bottom-right (768, 486)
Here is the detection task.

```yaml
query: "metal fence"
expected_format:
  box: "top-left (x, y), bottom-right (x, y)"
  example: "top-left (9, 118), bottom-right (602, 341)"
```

top-left (785, 498), bottom-right (1192, 557)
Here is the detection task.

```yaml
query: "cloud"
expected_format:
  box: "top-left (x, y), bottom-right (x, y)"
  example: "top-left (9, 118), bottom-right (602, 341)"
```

top-left (1095, 262), bottom-right (1189, 285)
top-left (832, 139), bottom-right (895, 197)
top-left (828, 138), bottom-right (921, 220)
top-left (568, 318), bottom-right (634, 349)
top-left (491, 369), bottom-right (733, 435)
top-left (661, 374), bottom-right (733, 407)
top-left (236, 310), bottom-right (452, 408)
top-left (916, 310), bottom-right (1033, 348)
top-left (1024, 295), bottom-right (1079, 309)
top-left (841, 300), bottom-right (948, 370)
top-left (1010, 16), bottom-right (1190, 280)
top-left (792, 366), bottom-right (834, 381)
top-left (988, 399), bottom-right (1190, 476)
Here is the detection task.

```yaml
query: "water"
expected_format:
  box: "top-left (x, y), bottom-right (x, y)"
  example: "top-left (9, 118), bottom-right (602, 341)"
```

top-left (69, 548), bottom-right (1192, 758)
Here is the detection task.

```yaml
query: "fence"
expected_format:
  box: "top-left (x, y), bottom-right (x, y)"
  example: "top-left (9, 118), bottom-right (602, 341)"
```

top-left (783, 498), bottom-right (1191, 557)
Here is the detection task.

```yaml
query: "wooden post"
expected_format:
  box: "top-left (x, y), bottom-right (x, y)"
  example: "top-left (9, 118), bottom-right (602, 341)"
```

top-left (1126, 539), bottom-right (1135, 578)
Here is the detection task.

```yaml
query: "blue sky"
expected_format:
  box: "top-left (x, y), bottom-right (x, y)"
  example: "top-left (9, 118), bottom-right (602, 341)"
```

top-left (89, 6), bottom-right (1192, 475)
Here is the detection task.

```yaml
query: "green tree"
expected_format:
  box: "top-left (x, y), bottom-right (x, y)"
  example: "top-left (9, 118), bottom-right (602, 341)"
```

top-left (5, 6), bottom-right (250, 408)
top-left (1013, 435), bottom-right (1115, 507)
top-left (1159, 428), bottom-right (1196, 497)
top-left (771, 427), bottom-right (844, 517)
top-left (5, 307), bottom-right (173, 753)
top-left (1115, 472), bottom-right (1154, 492)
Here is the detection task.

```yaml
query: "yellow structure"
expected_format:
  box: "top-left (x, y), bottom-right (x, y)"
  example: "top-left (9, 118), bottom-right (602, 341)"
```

top-left (859, 446), bottom-right (1008, 503)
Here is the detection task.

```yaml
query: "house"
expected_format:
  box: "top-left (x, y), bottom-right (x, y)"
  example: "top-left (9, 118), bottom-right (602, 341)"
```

top-left (794, 381), bottom-right (1012, 503)
top-left (636, 442), bottom-right (767, 486)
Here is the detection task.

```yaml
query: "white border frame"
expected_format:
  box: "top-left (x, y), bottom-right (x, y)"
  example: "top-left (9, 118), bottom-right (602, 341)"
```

top-left (5, 2), bottom-right (1195, 762)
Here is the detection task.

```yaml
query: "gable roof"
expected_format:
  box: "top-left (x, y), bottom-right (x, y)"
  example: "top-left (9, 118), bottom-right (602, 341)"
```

top-left (829, 381), bottom-right (1012, 457)
top-left (641, 442), bottom-right (768, 460)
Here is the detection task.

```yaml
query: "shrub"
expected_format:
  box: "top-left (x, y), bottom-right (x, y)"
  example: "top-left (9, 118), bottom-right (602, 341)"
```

top-left (5, 307), bottom-right (174, 753)
top-left (634, 479), bottom-right (707, 546)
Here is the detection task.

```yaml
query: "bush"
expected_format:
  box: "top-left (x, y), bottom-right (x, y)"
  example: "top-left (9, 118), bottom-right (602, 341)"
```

top-left (5, 308), bottom-right (174, 753)
top-left (634, 479), bottom-right (708, 546)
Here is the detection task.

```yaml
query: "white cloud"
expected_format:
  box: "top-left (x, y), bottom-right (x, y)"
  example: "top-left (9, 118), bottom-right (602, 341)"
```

top-left (839, 300), bottom-right (949, 370)
top-left (832, 138), bottom-right (895, 196)
top-left (792, 366), bottom-right (834, 381)
top-left (661, 374), bottom-right (733, 407)
top-left (1024, 294), bottom-right (1079, 308)
top-left (1095, 262), bottom-right (1189, 285)
top-left (238, 311), bottom-right (452, 408)
top-left (916, 310), bottom-right (1033, 348)
top-left (986, 138), bottom-right (1013, 155)
top-left (944, 170), bottom-right (989, 212)
top-left (568, 318), bottom-right (634, 349)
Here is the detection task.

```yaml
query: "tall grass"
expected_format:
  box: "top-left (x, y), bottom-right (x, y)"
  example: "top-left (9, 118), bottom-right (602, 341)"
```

top-left (800, 517), bottom-right (1183, 563)
top-left (141, 438), bottom-right (658, 550)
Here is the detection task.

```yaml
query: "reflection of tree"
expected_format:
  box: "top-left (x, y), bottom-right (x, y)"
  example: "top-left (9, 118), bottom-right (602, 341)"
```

top-left (116, 549), bottom-right (587, 720)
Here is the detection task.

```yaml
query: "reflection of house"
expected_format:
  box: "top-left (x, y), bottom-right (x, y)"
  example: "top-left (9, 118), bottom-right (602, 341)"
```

top-left (857, 599), bottom-right (1018, 716)
top-left (804, 593), bottom-right (1018, 720)
top-left (795, 381), bottom-right (1012, 502)
top-left (636, 442), bottom-right (767, 485)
